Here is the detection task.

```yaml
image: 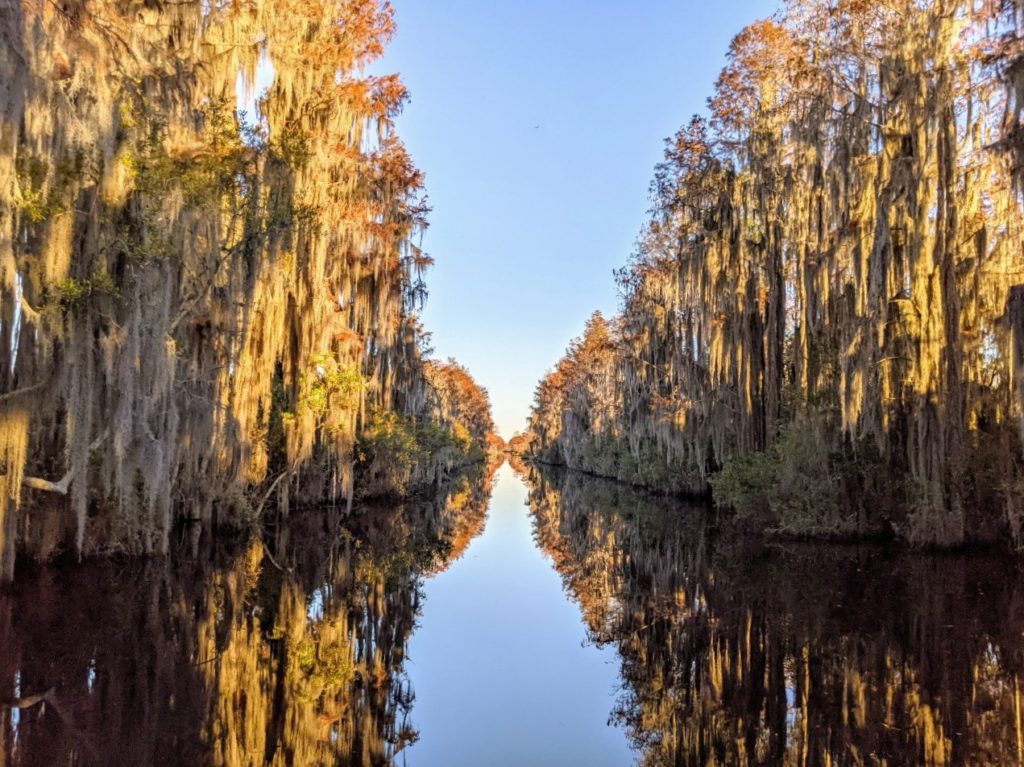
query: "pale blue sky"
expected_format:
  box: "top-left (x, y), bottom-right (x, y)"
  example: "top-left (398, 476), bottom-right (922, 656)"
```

top-left (406, 463), bottom-right (630, 764)
top-left (380, 1), bottom-right (779, 437)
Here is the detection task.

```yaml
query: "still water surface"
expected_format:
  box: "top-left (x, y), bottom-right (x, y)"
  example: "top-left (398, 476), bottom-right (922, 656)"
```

top-left (405, 464), bottom-right (629, 765)
top-left (1, 460), bottom-right (1024, 765)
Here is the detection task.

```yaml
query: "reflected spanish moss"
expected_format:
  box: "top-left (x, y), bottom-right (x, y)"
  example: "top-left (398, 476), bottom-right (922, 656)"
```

top-left (0, 463), bottom-right (496, 767)
top-left (522, 463), bottom-right (1024, 766)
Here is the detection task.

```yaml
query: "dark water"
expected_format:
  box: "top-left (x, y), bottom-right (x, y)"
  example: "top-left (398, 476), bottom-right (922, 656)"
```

top-left (2, 462), bottom-right (1024, 766)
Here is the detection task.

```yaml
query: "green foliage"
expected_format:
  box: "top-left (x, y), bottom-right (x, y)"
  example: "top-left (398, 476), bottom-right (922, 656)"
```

top-left (46, 271), bottom-right (120, 310)
top-left (358, 410), bottom-right (466, 468)
top-left (296, 355), bottom-right (364, 421)
top-left (533, 443), bottom-right (565, 466)
top-left (15, 185), bottom-right (54, 223)
top-left (14, 153), bottom-right (83, 222)
top-left (712, 418), bottom-right (853, 536)
top-left (578, 437), bottom-right (620, 477)
top-left (356, 409), bottom-right (480, 498)
top-left (269, 127), bottom-right (312, 169)
top-left (711, 450), bottom-right (775, 520)
top-left (292, 637), bottom-right (354, 703)
top-left (566, 435), bottom-right (701, 495)
top-left (118, 230), bottom-right (176, 262)
top-left (266, 197), bottom-right (321, 237)
top-left (420, 418), bottom-right (471, 456)
top-left (359, 410), bottom-right (421, 464)
top-left (123, 97), bottom-right (254, 210)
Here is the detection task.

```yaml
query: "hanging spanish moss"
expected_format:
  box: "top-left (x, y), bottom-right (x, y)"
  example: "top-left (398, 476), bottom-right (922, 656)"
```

top-left (526, 0), bottom-right (1024, 547)
top-left (0, 0), bottom-right (495, 581)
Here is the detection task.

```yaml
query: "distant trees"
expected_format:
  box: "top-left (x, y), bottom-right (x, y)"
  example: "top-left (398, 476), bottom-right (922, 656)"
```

top-left (356, 359), bottom-right (499, 497)
top-left (528, 0), bottom-right (1024, 546)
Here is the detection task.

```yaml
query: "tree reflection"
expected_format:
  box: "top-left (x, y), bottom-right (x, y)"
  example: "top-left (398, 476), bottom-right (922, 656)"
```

top-left (523, 464), bottom-right (1024, 766)
top-left (0, 465), bottom-right (495, 766)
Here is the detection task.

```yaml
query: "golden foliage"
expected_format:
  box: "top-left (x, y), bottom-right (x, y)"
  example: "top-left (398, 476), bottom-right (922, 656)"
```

top-left (529, 0), bottom-right (1024, 546)
top-left (0, 0), bottom-right (491, 580)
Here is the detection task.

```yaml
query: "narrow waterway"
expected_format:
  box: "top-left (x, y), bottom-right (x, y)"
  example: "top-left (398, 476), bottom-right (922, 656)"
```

top-left (3, 460), bottom-right (1024, 765)
top-left (404, 463), bottom-right (631, 765)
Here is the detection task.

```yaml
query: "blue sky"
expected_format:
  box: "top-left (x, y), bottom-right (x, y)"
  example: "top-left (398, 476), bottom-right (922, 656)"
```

top-left (379, 0), bottom-right (779, 437)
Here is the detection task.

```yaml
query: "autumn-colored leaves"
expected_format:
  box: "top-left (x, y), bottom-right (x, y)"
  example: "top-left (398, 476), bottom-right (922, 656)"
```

top-left (0, 0), bottom-right (492, 580)
top-left (527, 0), bottom-right (1024, 546)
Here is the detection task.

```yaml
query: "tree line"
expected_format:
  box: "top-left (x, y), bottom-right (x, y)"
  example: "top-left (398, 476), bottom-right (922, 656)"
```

top-left (0, 0), bottom-right (496, 581)
top-left (523, 0), bottom-right (1024, 546)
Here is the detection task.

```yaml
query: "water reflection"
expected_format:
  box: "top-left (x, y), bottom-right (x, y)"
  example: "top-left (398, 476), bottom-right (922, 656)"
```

top-left (522, 463), bottom-right (1024, 767)
top-left (0, 466), bottom-right (495, 767)
top-left (7, 458), bottom-right (1024, 766)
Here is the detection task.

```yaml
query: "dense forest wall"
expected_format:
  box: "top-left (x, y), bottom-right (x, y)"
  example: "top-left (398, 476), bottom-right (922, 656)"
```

top-left (526, 0), bottom-right (1024, 546)
top-left (0, 0), bottom-right (494, 581)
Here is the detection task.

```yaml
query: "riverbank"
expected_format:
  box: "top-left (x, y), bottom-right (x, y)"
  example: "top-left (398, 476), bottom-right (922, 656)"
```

top-left (511, 449), bottom-right (1022, 552)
